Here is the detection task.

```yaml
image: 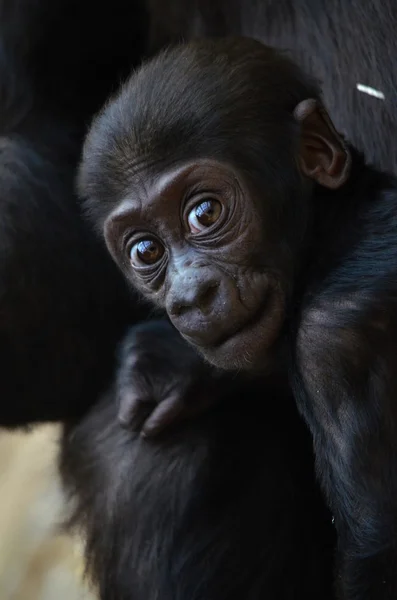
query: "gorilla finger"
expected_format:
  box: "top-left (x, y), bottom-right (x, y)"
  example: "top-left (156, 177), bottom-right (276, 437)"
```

top-left (118, 393), bottom-right (153, 430)
top-left (141, 393), bottom-right (185, 437)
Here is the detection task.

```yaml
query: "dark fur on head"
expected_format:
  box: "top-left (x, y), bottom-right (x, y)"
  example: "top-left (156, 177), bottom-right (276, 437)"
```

top-left (79, 37), bottom-right (318, 240)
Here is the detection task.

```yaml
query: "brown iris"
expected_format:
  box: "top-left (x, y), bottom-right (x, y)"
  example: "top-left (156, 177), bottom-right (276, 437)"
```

top-left (188, 199), bottom-right (222, 233)
top-left (130, 238), bottom-right (164, 267)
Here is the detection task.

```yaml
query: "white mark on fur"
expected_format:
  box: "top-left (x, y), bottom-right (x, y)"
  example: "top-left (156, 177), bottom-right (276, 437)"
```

top-left (356, 84), bottom-right (385, 100)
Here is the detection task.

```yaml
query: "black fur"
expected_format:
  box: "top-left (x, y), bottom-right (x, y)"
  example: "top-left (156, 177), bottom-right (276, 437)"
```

top-left (61, 321), bottom-right (336, 600)
top-left (149, 0), bottom-right (397, 173)
top-left (78, 37), bottom-right (397, 599)
top-left (2, 3), bottom-right (397, 422)
top-left (0, 0), bottom-right (149, 425)
top-left (292, 156), bottom-right (397, 599)
top-left (0, 7), bottom-right (335, 599)
top-left (4, 3), bottom-right (395, 599)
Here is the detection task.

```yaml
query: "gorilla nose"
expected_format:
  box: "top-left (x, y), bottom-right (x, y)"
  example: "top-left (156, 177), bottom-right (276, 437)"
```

top-left (167, 277), bottom-right (220, 318)
top-left (166, 268), bottom-right (240, 346)
top-left (165, 267), bottom-right (237, 345)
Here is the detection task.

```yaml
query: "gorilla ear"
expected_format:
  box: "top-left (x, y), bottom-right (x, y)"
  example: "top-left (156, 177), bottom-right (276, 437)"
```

top-left (294, 99), bottom-right (351, 189)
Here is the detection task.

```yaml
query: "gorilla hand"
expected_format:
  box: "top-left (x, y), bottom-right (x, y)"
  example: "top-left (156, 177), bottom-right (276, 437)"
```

top-left (116, 320), bottom-right (224, 437)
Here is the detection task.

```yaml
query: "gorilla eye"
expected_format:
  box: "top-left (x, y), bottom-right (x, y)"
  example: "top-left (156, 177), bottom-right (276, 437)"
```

top-left (130, 238), bottom-right (165, 267)
top-left (187, 199), bottom-right (222, 233)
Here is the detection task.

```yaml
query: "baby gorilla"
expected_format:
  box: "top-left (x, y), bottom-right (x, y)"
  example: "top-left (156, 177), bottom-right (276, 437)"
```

top-left (79, 37), bottom-right (397, 599)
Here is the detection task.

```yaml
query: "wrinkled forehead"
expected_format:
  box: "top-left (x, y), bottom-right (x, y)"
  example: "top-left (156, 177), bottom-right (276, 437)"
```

top-left (113, 158), bottom-right (241, 213)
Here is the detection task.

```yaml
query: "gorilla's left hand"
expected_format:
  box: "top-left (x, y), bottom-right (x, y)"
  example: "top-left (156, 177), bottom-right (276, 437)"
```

top-left (116, 320), bottom-right (224, 437)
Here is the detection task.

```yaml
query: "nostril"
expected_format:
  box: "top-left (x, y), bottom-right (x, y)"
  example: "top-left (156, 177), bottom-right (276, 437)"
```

top-left (197, 281), bottom-right (219, 313)
top-left (169, 302), bottom-right (184, 317)
top-left (167, 279), bottom-right (220, 318)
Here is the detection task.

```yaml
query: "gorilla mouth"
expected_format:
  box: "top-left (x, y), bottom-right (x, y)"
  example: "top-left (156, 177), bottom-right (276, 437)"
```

top-left (196, 289), bottom-right (284, 370)
top-left (205, 292), bottom-right (272, 351)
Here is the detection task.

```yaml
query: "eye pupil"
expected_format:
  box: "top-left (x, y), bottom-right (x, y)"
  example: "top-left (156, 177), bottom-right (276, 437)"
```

top-left (131, 238), bottom-right (164, 266)
top-left (137, 240), bottom-right (156, 258)
top-left (195, 200), bottom-right (218, 225)
top-left (191, 198), bottom-right (221, 230)
top-left (187, 198), bottom-right (222, 234)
